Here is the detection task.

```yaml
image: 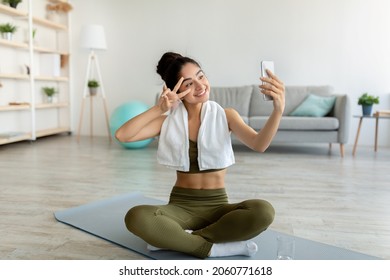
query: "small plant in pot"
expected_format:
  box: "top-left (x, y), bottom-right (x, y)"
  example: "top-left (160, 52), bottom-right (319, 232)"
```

top-left (88, 79), bottom-right (99, 96)
top-left (2, 0), bottom-right (23, 9)
top-left (0, 23), bottom-right (18, 40)
top-left (358, 92), bottom-right (379, 116)
top-left (42, 86), bottom-right (57, 103)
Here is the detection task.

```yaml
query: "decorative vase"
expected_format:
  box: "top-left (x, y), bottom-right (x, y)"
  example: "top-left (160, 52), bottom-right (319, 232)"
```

top-left (10, 2), bottom-right (19, 8)
top-left (1, 32), bottom-right (13, 41)
top-left (46, 95), bottom-right (53, 103)
top-left (362, 105), bottom-right (373, 116)
top-left (89, 88), bottom-right (98, 96)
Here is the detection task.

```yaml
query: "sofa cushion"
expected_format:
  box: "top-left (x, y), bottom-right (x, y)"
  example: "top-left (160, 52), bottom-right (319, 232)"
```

top-left (249, 85), bottom-right (334, 116)
top-left (249, 116), bottom-right (339, 131)
top-left (209, 85), bottom-right (253, 116)
top-left (289, 94), bottom-right (336, 117)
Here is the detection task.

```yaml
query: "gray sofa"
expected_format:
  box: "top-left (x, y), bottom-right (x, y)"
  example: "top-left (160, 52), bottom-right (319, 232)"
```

top-left (209, 85), bottom-right (350, 157)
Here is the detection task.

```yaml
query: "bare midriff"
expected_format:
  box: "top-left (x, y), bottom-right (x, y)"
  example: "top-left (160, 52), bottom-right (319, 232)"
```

top-left (174, 169), bottom-right (226, 189)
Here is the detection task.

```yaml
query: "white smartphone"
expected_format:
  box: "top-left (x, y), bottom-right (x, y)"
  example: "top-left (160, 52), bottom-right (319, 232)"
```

top-left (261, 60), bottom-right (274, 101)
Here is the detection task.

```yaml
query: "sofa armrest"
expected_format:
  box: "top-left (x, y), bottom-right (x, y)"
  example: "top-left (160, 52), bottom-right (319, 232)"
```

top-left (333, 94), bottom-right (350, 144)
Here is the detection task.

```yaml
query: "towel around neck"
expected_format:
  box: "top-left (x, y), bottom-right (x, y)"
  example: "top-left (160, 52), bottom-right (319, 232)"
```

top-left (157, 101), bottom-right (235, 172)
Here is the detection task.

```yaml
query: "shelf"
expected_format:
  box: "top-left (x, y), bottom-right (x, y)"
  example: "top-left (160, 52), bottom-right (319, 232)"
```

top-left (0, 74), bottom-right (68, 81)
top-left (0, 4), bottom-right (66, 30)
top-left (0, 133), bottom-right (31, 145)
top-left (35, 76), bottom-right (69, 82)
top-left (0, 73), bottom-right (68, 80)
top-left (0, 39), bottom-right (68, 55)
top-left (32, 16), bottom-right (67, 30)
top-left (0, 73), bottom-right (29, 80)
top-left (36, 102), bottom-right (68, 109)
top-left (0, 38), bottom-right (29, 49)
top-left (0, 4), bottom-right (28, 17)
top-left (0, 103), bottom-right (69, 111)
top-left (0, 127), bottom-right (70, 144)
top-left (0, 128), bottom-right (70, 144)
top-left (34, 46), bottom-right (68, 55)
top-left (0, 39), bottom-right (69, 56)
top-left (1, 0), bottom-right (71, 147)
top-left (36, 126), bottom-right (70, 138)
top-left (0, 104), bottom-right (30, 111)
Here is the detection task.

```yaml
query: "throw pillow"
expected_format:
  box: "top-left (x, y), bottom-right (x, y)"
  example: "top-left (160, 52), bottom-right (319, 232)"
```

top-left (289, 94), bottom-right (336, 117)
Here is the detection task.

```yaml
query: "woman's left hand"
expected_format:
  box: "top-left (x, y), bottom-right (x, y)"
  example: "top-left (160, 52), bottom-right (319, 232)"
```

top-left (259, 70), bottom-right (285, 114)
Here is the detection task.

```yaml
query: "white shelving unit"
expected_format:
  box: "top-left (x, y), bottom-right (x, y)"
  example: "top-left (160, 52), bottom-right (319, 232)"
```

top-left (0, 0), bottom-right (71, 146)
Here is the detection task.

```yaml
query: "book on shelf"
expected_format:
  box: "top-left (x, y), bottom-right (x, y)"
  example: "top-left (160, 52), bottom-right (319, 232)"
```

top-left (374, 110), bottom-right (390, 117)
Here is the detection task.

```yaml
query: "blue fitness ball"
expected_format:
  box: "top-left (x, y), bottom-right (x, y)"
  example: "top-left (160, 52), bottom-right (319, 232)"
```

top-left (109, 101), bottom-right (154, 149)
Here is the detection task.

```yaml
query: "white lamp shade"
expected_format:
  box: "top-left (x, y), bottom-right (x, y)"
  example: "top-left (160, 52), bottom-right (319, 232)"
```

top-left (80, 25), bottom-right (107, 50)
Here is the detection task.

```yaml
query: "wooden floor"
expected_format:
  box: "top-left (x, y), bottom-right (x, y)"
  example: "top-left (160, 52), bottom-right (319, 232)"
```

top-left (0, 135), bottom-right (389, 260)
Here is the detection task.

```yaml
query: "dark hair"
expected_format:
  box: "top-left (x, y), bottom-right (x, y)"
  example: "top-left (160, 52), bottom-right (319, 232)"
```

top-left (156, 52), bottom-right (200, 90)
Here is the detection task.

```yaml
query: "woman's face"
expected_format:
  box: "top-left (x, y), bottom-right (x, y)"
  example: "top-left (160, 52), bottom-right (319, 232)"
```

top-left (178, 63), bottom-right (210, 104)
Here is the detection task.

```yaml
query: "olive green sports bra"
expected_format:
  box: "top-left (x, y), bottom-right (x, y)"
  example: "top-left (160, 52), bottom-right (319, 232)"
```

top-left (177, 140), bottom-right (225, 174)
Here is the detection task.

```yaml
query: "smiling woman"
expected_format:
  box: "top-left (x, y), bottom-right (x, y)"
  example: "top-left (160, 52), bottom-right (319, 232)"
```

top-left (115, 51), bottom-right (285, 259)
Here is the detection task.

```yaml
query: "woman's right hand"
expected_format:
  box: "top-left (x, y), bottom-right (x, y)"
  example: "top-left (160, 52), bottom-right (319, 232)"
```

top-left (158, 77), bottom-right (190, 113)
top-left (259, 70), bottom-right (285, 115)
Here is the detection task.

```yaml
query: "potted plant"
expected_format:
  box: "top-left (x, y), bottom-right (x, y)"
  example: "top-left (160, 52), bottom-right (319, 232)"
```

top-left (42, 86), bottom-right (57, 103)
top-left (88, 79), bottom-right (99, 96)
top-left (2, 0), bottom-right (22, 9)
top-left (358, 92), bottom-right (379, 116)
top-left (0, 23), bottom-right (18, 40)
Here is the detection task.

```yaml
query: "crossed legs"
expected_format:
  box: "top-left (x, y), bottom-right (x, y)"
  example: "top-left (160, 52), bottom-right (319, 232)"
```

top-left (124, 188), bottom-right (275, 259)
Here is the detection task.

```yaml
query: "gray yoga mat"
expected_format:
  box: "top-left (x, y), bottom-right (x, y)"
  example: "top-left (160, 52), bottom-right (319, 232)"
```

top-left (54, 192), bottom-right (379, 260)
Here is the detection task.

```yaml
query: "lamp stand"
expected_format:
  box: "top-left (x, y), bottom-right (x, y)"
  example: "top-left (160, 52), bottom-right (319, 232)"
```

top-left (77, 50), bottom-right (111, 142)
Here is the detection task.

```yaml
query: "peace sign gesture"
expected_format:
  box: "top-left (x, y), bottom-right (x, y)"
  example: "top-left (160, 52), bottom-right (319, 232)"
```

top-left (158, 77), bottom-right (191, 113)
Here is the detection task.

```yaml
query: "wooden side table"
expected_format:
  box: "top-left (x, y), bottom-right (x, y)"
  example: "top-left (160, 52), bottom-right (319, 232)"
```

top-left (352, 114), bottom-right (390, 156)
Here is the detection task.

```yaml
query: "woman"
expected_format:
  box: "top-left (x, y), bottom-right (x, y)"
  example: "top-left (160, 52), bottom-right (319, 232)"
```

top-left (115, 52), bottom-right (285, 259)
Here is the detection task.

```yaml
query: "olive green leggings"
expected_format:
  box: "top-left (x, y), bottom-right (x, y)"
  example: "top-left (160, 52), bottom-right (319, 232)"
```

top-left (125, 187), bottom-right (275, 259)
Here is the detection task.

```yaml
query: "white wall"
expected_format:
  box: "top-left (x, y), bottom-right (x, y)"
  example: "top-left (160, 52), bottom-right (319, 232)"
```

top-left (70, 0), bottom-right (390, 147)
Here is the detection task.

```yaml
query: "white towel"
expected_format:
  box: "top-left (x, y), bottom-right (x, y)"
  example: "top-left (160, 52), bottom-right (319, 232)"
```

top-left (157, 101), bottom-right (235, 172)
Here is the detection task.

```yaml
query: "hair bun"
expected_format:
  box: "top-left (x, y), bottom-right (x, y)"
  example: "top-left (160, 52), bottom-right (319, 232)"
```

top-left (156, 52), bottom-right (183, 79)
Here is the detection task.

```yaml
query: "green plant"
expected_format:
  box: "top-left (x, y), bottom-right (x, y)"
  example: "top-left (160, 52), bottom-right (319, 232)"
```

top-left (42, 87), bottom-right (57, 97)
top-left (0, 23), bottom-right (18, 33)
top-left (88, 79), bottom-right (99, 88)
top-left (2, 0), bottom-right (22, 8)
top-left (358, 93), bottom-right (379, 106)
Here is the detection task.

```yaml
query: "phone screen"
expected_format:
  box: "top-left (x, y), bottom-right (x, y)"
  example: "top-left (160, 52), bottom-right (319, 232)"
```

top-left (261, 61), bottom-right (274, 101)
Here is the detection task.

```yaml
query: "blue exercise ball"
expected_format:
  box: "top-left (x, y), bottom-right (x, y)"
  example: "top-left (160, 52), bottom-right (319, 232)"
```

top-left (109, 101), bottom-right (154, 149)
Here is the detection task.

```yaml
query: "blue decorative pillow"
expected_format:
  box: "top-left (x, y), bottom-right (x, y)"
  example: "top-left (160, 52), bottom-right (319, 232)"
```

top-left (289, 94), bottom-right (336, 117)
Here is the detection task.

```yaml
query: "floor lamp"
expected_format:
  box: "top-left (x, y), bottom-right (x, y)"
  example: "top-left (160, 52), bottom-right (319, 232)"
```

top-left (77, 24), bottom-right (111, 142)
